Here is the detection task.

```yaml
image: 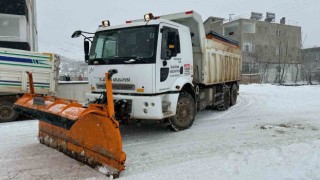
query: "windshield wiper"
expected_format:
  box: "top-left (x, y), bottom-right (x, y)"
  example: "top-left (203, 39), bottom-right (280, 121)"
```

top-left (91, 56), bottom-right (146, 63)
top-left (124, 59), bottom-right (136, 63)
top-left (88, 58), bottom-right (109, 64)
top-left (124, 56), bottom-right (145, 63)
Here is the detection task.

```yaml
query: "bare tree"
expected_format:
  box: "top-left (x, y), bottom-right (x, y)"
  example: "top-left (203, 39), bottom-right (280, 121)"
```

top-left (274, 26), bottom-right (301, 84)
top-left (253, 45), bottom-right (271, 82)
top-left (252, 24), bottom-right (300, 84)
top-left (301, 50), bottom-right (319, 84)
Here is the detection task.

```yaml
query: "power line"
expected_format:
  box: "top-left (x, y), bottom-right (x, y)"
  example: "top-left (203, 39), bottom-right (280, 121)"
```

top-left (264, 0), bottom-right (313, 12)
top-left (233, 0), bottom-right (306, 19)
top-left (277, 0), bottom-right (320, 14)
top-left (274, 0), bottom-right (320, 24)
top-left (233, 0), bottom-right (320, 21)
top-left (265, 0), bottom-right (319, 13)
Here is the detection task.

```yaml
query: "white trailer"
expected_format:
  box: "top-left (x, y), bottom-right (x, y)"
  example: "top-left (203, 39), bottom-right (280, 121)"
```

top-left (0, 48), bottom-right (59, 122)
top-left (78, 11), bottom-right (242, 131)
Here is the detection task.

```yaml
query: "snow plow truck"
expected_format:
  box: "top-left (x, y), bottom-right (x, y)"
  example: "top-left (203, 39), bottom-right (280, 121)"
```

top-left (14, 11), bottom-right (242, 178)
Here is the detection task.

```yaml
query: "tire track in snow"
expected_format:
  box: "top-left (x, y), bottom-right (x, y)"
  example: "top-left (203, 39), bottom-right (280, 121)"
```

top-left (193, 92), bottom-right (258, 127)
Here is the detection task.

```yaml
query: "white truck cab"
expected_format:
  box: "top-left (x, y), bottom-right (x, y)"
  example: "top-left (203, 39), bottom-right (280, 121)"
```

top-left (80, 11), bottom-right (242, 131)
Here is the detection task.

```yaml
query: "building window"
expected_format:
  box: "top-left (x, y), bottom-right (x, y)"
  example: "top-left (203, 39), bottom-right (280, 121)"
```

top-left (242, 22), bottom-right (256, 33)
top-left (242, 63), bottom-right (249, 73)
top-left (243, 42), bottom-right (254, 52)
top-left (242, 62), bottom-right (258, 73)
top-left (276, 29), bottom-right (280, 36)
top-left (316, 53), bottom-right (320, 61)
top-left (224, 22), bottom-right (239, 36)
top-left (0, 14), bottom-right (27, 42)
top-left (0, 0), bottom-right (27, 16)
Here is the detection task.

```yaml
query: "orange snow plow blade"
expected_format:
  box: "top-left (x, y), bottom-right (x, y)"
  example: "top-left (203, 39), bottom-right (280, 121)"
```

top-left (14, 70), bottom-right (126, 178)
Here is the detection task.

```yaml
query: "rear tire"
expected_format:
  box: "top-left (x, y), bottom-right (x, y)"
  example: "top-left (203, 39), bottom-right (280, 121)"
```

top-left (230, 84), bottom-right (238, 106)
top-left (216, 86), bottom-right (230, 111)
top-left (0, 101), bottom-right (19, 123)
top-left (169, 93), bottom-right (196, 131)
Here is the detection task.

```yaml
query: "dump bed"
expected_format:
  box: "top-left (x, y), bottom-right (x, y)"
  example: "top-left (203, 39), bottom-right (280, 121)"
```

top-left (0, 48), bottom-right (59, 95)
top-left (154, 11), bottom-right (242, 85)
top-left (202, 33), bottom-right (242, 85)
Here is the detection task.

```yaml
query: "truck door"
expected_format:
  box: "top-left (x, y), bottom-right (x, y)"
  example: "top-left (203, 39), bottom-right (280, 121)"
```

top-left (156, 24), bottom-right (183, 93)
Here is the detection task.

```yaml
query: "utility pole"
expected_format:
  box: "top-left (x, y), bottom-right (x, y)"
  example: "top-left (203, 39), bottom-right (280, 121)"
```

top-left (229, 14), bottom-right (235, 22)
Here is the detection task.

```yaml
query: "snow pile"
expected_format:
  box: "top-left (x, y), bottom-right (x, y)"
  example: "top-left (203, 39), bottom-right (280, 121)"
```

top-left (0, 84), bottom-right (319, 179)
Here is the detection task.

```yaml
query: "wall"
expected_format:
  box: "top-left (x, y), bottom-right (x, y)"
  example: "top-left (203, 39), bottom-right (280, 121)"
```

top-left (240, 74), bottom-right (261, 84)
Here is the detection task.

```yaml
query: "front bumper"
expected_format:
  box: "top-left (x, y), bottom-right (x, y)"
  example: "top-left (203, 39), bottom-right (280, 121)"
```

top-left (86, 93), bottom-right (177, 120)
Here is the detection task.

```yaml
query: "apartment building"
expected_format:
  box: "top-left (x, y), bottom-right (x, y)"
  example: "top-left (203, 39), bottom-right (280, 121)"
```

top-left (301, 47), bottom-right (320, 83)
top-left (205, 13), bottom-right (302, 83)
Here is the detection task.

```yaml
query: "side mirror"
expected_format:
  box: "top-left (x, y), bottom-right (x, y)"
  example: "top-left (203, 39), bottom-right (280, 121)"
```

top-left (84, 40), bottom-right (90, 62)
top-left (108, 69), bottom-right (118, 80)
top-left (71, 30), bottom-right (82, 38)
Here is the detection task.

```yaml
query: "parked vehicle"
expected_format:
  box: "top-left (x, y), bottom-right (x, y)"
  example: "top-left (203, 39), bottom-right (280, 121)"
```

top-left (84, 11), bottom-right (242, 131)
top-left (0, 0), bottom-right (52, 122)
top-left (0, 48), bottom-right (59, 122)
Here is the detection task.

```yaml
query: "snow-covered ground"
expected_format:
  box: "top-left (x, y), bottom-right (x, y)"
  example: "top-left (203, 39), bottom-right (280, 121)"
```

top-left (1, 84), bottom-right (320, 180)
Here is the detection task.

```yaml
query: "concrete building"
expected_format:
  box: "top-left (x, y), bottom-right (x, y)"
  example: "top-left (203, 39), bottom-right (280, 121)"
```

top-left (204, 13), bottom-right (302, 83)
top-left (301, 47), bottom-right (320, 84)
top-left (0, 0), bottom-right (37, 51)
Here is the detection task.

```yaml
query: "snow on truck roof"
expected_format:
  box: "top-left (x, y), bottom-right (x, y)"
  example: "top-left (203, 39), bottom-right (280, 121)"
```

top-left (95, 11), bottom-right (238, 49)
top-left (96, 10), bottom-right (202, 32)
top-left (128, 10), bottom-right (202, 23)
top-left (96, 18), bottom-right (189, 32)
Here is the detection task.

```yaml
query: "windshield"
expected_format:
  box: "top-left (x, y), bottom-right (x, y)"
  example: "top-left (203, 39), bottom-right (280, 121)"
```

top-left (89, 25), bottom-right (158, 65)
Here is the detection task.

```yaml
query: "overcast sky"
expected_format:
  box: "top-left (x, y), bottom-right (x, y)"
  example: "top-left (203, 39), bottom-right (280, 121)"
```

top-left (37, 0), bottom-right (320, 59)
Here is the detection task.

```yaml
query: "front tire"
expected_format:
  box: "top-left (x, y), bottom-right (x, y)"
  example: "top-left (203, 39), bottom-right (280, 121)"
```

top-left (169, 93), bottom-right (196, 131)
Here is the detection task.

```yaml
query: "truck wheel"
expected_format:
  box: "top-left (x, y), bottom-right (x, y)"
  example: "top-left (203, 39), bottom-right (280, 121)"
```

top-left (216, 86), bottom-right (230, 111)
top-left (230, 84), bottom-right (238, 106)
top-left (169, 93), bottom-right (196, 131)
top-left (0, 101), bottom-right (19, 123)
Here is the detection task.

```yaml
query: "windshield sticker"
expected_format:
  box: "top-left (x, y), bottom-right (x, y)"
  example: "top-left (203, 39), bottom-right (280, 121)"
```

top-left (184, 64), bottom-right (191, 75)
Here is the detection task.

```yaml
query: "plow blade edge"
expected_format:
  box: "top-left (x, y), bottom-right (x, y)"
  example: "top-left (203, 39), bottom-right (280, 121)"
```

top-left (14, 95), bottom-right (126, 178)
